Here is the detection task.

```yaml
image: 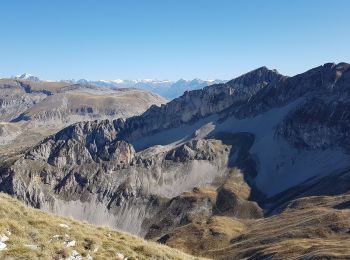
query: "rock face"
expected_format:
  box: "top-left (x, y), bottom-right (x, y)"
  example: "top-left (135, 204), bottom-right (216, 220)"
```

top-left (1, 119), bottom-right (231, 235)
top-left (277, 97), bottom-right (350, 152)
top-left (25, 119), bottom-right (132, 165)
top-left (1, 63), bottom-right (350, 259)
top-left (165, 139), bottom-right (226, 162)
top-left (145, 169), bottom-right (263, 242)
top-left (118, 66), bottom-right (283, 143)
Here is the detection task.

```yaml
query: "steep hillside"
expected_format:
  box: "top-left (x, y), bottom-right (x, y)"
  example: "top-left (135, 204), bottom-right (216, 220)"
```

top-left (162, 193), bottom-right (350, 259)
top-left (1, 63), bottom-right (350, 259)
top-left (0, 193), bottom-right (202, 260)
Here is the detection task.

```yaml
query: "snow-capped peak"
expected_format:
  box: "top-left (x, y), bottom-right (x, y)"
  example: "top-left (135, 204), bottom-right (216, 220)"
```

top-left (110, 79), bottom-right (125, 84)
top-left (16, 73), bottom-right (32, 78)
top-left (14, 73), bottom-right (40, 82)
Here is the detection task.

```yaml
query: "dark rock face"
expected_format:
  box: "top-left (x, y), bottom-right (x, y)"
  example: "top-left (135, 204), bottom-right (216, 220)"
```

top-left (267, 168), bottom-right (350, 215)
top-left (228, 62), bottom-right (350, 118)
top-left (277, 97), bottom-right (350, 153)
top-left (214, 170), bottom-right (263, 219)
top-left (225, 66), bottom-right (282, 92)
top-left (117, 62), bottom-right (350, 152)
top-left (145, 187), bottom-right (217, 240)
top-left (215, 187), bottom-right (263, 219)
top-left (118, 67), bottom-right (283, 142)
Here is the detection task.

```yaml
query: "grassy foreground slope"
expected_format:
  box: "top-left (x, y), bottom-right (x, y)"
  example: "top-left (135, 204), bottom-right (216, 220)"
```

top-left (163, 193), bottom-right (350, 259)
top-left (0, 193), bottom-right (203, 260)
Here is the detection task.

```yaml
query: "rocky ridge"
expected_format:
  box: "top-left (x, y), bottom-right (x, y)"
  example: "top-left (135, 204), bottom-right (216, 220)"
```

top-left (1, 63), bottom-right (350, 259)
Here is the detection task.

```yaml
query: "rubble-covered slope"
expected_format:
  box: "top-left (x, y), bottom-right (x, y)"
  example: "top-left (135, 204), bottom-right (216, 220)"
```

top-left (0, 193), bottom-right (202, 260)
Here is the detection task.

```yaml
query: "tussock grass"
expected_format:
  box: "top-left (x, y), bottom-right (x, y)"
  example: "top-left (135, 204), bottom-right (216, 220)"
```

top-left (165, 216), bottom-right (246, 256)
top-left (205, 195), bottom-right (350, 259)
top-left (0, 193), bottom-right (205, 260)
top-left (162, 193), bottom-right (350, 259)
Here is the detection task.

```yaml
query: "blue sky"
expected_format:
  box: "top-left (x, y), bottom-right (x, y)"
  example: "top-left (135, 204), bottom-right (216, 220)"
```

top-left (1, 0), bottom-right (349, 80)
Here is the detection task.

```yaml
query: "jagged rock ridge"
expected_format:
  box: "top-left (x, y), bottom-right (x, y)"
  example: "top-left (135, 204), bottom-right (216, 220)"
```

top-left (1, 63), bottom-right (350, 259)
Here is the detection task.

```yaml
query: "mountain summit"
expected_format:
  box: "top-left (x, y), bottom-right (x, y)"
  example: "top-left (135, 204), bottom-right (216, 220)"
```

top-left (13, 73), bottom-right (40, 82)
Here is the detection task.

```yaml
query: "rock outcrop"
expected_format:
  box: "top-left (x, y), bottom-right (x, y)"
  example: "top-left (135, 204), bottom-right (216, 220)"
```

top-left (277, 97), bottom-right (350, 153)
top-left (1, 119), bottom-right (232, 235)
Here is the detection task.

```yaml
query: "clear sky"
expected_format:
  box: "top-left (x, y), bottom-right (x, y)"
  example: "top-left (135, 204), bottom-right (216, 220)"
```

top-left (1, 0), bottom-right (349, 80)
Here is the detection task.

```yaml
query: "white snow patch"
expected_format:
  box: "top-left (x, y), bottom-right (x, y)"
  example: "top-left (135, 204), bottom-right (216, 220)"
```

top-left (68, 250), bottom-right (82, 260)
top-left (0, 242), bottom-right (7, 251)
top-left (23, 244), bottom-right (39, 250)
top-left (116, 252), bottom-right (125, 259)
top-left (0, 235), bottom-right (9, 242)
top-left (66, 240), bottom-right (76, 247)
top-left (58, 223), bottom-right (70, 229)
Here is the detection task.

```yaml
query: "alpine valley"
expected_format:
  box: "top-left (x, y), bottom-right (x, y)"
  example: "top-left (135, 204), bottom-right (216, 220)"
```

top-left (1, 63), bottom-right (350, 259)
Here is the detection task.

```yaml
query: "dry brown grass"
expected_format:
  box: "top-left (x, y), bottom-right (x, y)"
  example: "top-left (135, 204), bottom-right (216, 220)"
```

top-left (0, 193), bottom-right (206, 260)
top-left (0, 79), bottom-right (70, 91)
top-left (18, 80), bottom-right (70, 91)
top-left (165, 216), bottom-right (246, 257)
top-left (179, 187), bottom-right (218, 204)
top-left (161, 193), bottom-right (350, 259)
top-left (220, 169), bottom-right (251, 200)
top-left (205, 195), bottom-right (350, 259)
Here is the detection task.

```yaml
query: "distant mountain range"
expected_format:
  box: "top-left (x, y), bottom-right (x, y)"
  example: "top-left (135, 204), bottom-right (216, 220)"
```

top-left (10, 74), bottom-right (226, 99)
top-left (79, 78), bottom-right (226, 99)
